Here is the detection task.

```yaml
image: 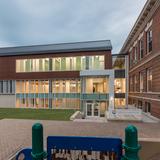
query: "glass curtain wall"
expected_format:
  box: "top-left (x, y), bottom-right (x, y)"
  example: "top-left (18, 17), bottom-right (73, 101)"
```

top-left (16, 55), bottom-right (104, 72)
top-left (114, 78), bottom-right (126, 93)
top-left (52, 98), bottom-right (80, 109)
top-left (52, 79), bottom-right (80, 109)
top-left (52, 79), bottom-right (80, 93)
top-left (112, 56), bottom-right (125, 69)
top-left (114, 79), bottom-right (126, 108)
top-left (16, 80), bottom-right (49, 108)
top-left (16, 59), bottom-right (50, 72)
top-left (114, 98), bottom-right (126, 109)
top-left (16, 79), bottom-right (81, 109)
top-left (85, 77), bottom-right (108, 93)
top-left (112, 55), bottom-right (126, 109)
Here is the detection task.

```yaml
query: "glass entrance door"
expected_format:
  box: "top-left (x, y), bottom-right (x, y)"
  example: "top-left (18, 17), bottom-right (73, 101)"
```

top-left (93, 103), bottom-right (99, 116)
top-left (86, 103), bottom-right (100, 117)
top-left (86, 103), bottom-right (92, 116)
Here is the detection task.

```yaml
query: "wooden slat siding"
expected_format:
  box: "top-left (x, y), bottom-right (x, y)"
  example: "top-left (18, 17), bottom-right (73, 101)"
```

top-left (12, 50), bottom-right (110, 59)
top-left (105, 53), bottom-right (112, 69)
top-left (0, 50), bottom-right (111, 80)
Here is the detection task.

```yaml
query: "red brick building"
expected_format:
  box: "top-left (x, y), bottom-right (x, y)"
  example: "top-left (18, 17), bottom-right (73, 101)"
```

top-left (120, 0), bottom-right (160, 118)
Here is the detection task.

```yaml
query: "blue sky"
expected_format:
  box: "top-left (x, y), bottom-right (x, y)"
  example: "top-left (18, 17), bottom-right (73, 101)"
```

top-left (0, 0), bottom-right (147, 54)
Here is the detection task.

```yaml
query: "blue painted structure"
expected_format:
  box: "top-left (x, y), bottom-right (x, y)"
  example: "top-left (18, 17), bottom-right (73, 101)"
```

top-left (16, 136), bottom-right (122, 160)
top-left (16, 148), bottom-right (32, 160)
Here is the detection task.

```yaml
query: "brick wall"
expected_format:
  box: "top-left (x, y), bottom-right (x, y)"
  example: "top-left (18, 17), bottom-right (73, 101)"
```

top-left (128, 5), bottom-right (160, 118)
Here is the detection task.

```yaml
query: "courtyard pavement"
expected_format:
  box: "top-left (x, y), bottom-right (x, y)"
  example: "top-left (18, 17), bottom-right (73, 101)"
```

top-left (0, 119), bottom-right (160, 160)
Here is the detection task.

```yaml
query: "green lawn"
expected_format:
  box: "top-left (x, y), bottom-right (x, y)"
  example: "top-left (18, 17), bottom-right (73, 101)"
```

top-left (0, 108), bottom-right (75, 121)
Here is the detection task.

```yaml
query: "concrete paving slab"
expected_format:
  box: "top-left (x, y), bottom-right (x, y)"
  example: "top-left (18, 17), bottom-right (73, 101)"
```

top-left (0, 119), bottom-right (160, 160)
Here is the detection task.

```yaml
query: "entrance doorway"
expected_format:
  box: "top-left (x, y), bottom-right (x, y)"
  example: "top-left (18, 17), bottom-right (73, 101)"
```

top-left (86, 103), bottom-right (100, 117)
top-left (144, 102), bottom-right (151, 114)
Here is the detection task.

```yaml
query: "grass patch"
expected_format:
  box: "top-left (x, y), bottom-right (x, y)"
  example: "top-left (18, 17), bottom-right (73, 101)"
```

top-left (0, 108), bottom-right (75, 121)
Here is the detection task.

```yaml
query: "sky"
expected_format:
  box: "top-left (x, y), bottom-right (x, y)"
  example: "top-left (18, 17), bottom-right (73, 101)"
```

top-left (0, 0), bottom-right (147, 54)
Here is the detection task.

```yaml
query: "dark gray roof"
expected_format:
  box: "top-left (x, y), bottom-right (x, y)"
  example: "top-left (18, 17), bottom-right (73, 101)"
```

top-left (0, 40), bottom-right (112, 56)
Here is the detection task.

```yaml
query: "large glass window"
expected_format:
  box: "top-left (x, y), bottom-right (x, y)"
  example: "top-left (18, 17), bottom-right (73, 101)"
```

top-left (76, 57), bottom-right (81, 70)
top-left (16, 80), bottom-right (49, 108)
top-left (134, 75), bottom-right (138, 92)
top-left (61, 57), bottom-right (66, 71)
top-left (88, 56), bottom-right (104, 70)
top-left (134, 47), bottom-right (137, 64)
top-left (52, 79), bottom-right (80, 93)
top-left (140, 71), bottom-right (144, 92)
top-left (86, 77), bottom-right (108, 93)
top-left (30, 81), bottom-right (35, 93)
top-left (147, 30), bottom-right (152, 53)
top-left (54, 58), bottom-right (61, 71)
top-left (114, 98), bottom-right (126, 108)
top-left (147, 68), bottom-right (152, 92)
top-left (70, 80), bottom-right (77, 93)
top-left (65, 57), bottom-right (76, 70)
top-left (139, 39), bottom-right (144, 59)
top-left (16, 60), bottom-right (25, 72)
top-left (44, 58), bottom-right (49, 71)
top-left (16, 97), bottom-right (49, 108)
top-left (81, 56), bottom-right (86, 70)
top-left (132, 75), bottom-right (137, 92)
top-left (114, 78), bottom-right (126, 93)
top-left (39, 59), bottom-right (43, 71)
top-left (16, 55), bottom-right (104, 72)
top-left (16, 80), bottom-right (49, 94)
top-left (129, 52), bottom-right (132, 67)
top-left (52, 98), bottom-right (80, 109)
top-left (112, 56), bottom-right (125, 69)
top-left (52, 80), bottom-right (63, 93)
top-left (25, 59), bottom-right (31, 72)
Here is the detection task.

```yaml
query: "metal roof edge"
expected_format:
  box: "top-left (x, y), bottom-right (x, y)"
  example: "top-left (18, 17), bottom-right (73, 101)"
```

top-left (0, 40), bottom-right (112, 57)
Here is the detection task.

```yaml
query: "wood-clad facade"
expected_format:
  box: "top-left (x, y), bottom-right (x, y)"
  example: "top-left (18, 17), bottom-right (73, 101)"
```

top-left (0, 50), bottom-right (112, 80)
